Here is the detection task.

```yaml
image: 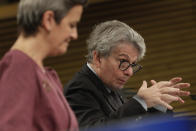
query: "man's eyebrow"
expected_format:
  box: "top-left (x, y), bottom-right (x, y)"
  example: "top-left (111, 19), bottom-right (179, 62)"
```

top-left (118, 54), bottom-right (137, 63)
top-left (118, 54), bottom-right (130, 59)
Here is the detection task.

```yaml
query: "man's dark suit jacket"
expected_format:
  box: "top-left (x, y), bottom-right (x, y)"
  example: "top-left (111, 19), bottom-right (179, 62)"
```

top-left (64, 64), bottom-right (167, 129)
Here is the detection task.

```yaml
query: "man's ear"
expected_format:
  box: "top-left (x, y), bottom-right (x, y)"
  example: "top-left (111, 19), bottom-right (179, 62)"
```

top-left (41, 11), bottom-right (56, 32)
top-left (92, 51), bottom-right (101, 68)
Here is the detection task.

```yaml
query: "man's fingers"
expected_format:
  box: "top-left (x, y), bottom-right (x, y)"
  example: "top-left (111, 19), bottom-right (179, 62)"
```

top-left (173, 83), bottom-right (190, 89)
top-left (141, 80), bottom-right (147, 89)
top-left (178, 97), bottom-right (185, 103)
top-left (160, 87), bottom-right (190, 96)
top-left (160, 87), bottom-right (180, 94)
top-left (169, 77), bottom-right (182, 84)
top-left (177, 90), bottom-right (190, 96)
top-left (156, 81), bottom-right (172, 88)
top-left (150, 80), bottom-right (157, 85)
top-left (162, 94), bottom-right (179, 102)
top-left (162, 94), bottom-right (186, 104)
top-left (153, 77), bottom-right (188, 88)
top-left (159, 100), bottom-right (173, 110)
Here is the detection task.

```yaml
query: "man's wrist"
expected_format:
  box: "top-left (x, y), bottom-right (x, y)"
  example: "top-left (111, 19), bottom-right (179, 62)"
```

top-left (133, 95), bottom-right (148, 111)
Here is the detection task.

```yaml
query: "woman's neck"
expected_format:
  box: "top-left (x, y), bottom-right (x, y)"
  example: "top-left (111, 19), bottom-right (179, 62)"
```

top-left (11, 34), bottom-right (48, 71)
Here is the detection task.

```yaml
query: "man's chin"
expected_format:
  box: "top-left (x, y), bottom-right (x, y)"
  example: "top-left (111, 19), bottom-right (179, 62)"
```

top-left (111, 85), bottom-right (124, 90)
top-left (118, 85), bottom-right (124, 89)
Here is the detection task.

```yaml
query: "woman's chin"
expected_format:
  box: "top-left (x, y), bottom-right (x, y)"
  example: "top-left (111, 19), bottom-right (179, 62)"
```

top-left (50, 48), bottom-right (67, 56)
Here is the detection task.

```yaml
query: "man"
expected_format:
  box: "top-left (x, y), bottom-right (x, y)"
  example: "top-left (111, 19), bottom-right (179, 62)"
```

top-left (64, 20), bottom-right (190, 129)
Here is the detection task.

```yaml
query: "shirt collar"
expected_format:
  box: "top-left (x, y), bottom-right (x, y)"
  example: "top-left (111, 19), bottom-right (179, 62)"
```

top-left (86, 63), bottom-right (112, 93)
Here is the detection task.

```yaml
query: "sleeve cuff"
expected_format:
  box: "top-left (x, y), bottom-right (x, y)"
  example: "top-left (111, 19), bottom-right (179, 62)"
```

top-left (133, 95), bottom-right (148, 111)
top-left (153, 105), bottom-right (167, 113)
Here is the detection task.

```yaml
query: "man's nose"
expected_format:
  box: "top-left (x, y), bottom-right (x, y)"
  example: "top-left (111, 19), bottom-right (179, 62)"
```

top-left (124, 67), bottom-right (133, 76)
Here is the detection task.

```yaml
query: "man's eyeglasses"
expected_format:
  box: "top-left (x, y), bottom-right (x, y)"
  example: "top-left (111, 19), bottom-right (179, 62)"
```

top-left (119, 59), bottom-right (142, 74)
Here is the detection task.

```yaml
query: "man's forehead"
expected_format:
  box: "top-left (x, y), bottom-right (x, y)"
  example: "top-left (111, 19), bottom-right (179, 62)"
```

top-left (110, 44), bottom-right (139, 61)
top-left (110, 44), bottom-right (131, 56)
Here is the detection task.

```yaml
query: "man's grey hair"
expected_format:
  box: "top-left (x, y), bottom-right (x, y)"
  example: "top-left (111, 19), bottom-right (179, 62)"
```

top-left (86, 20), bottom-right (146, 62)
top-left (17, 0), bottom-right (87, 37)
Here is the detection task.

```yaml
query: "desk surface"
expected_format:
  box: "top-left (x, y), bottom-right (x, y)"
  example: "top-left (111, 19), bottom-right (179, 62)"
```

top-left (86, 116), bottom-right (196, 131)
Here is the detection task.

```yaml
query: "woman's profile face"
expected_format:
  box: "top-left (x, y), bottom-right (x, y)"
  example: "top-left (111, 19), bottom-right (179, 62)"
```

top-left (48, 5), bottom-right (83, 56)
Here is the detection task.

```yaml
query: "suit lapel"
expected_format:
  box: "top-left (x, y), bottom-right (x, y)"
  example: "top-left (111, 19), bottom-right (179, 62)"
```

top-left (81, 64), bottom-right (123, 112)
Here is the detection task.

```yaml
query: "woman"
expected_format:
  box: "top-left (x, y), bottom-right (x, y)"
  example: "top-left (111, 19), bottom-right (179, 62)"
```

top-left (0, 0), bottom-right (87, 131)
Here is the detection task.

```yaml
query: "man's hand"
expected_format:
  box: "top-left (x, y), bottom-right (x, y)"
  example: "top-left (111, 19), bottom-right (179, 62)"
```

top-left (137, 77), bottom-right (190, 110)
